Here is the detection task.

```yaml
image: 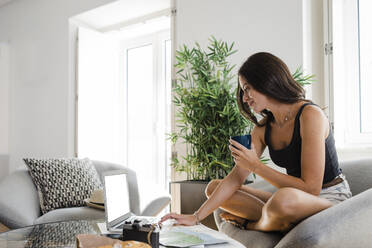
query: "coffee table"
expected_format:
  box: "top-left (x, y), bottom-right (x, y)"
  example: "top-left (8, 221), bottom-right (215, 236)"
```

top-left (0, 220), bottom-right (244, 247)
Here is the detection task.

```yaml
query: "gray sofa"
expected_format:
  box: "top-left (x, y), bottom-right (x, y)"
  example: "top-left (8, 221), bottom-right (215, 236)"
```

top-left (214, 158), bottom-right (372, 248)
top-left (0, 160), bottom-right (171, 229)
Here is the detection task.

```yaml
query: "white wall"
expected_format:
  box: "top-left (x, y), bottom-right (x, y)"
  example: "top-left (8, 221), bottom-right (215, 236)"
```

top-left (0, 43), bottom-right (9, 154)
top-left (172, 0), bottom-right (307, 181)
top-left (302, 0), bottom-right (325, 108)
top-left (175, 0), bottom-right (304, 75)
top-left (0, 0), bottom-right (117, 175)
top-left (174, 0), bottom-right (325, 101)
top-left (0, 42), bottom-right (9, 180)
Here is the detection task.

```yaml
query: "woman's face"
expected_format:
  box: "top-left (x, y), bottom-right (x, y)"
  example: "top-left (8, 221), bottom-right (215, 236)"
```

top-left (239, 75), bottom-right (269, 113)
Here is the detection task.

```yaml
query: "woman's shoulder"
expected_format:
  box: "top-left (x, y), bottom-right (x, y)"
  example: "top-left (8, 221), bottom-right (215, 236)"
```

top-left (300, 103), bottom-right (327, 121)
top-left (299, 103), bottom-right (329, 134)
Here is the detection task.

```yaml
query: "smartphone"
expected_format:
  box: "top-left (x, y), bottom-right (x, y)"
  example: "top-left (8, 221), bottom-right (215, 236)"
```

top-left (230, 134), bottom-right (251, 149)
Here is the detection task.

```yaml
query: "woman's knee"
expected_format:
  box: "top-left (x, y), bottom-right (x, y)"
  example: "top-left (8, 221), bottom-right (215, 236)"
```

top-left (265, 187), bottom-right (300, 218)
top-left (205, 179), bottom-right (222, 198)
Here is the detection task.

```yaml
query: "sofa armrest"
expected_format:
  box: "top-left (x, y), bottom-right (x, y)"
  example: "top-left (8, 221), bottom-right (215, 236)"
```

top-left (140, 195), bottom-right (171, 216)
top-left (0, 170), bottom-right (41, 228)
top-left (137, 179), bottom-right (170, 216)
top-left (275, 188), bottom-right (372, 248)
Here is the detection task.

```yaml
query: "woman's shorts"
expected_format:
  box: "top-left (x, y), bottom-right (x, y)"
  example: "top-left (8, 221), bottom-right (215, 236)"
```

top-left (319, 174), bottom-right (352, 205)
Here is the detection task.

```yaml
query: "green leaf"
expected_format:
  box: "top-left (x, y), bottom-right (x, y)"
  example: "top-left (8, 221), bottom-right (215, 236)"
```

top-left (293, 66), bottom-right (315, 86)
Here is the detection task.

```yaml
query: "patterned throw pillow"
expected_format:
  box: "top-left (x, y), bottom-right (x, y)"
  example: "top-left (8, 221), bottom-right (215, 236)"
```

top-left (23, 158), bottom-right (102, 214)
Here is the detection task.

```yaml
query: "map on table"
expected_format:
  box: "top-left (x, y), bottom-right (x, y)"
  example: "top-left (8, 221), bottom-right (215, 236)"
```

top-left (160, 227), bottom-right (227, 247)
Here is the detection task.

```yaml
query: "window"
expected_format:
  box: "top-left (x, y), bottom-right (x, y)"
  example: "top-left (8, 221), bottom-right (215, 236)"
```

top-left (358, 0), bottom-right (372, 133)
top-left (77, 27), bottom-right (171, 191)
top-left (126, 44), bottom-right (155, 183)
top-left (122, 32), bottom-right (171, 189)
top-left (164, 39), bottom-right (172, 188)
top-left (327, 0), bottom-right (372, 147)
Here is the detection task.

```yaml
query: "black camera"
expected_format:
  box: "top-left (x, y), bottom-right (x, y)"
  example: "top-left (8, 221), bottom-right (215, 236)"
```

top-left (121, 218), bottom-right (160, 247)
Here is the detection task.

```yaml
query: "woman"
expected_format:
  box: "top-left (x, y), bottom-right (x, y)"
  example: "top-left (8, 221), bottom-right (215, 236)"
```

top-left (160, 52), bottom-right (352, 232)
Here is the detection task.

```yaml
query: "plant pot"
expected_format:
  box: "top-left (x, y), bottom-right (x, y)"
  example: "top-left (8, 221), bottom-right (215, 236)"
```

top-left (170, 180), bottom-right (217, 230)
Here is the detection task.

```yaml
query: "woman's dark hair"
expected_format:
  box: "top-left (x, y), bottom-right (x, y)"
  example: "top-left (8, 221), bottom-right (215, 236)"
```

top-left (237, 52), bottom-right (306, 127)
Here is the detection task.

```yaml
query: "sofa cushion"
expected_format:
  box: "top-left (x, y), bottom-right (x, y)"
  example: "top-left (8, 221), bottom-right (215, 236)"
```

top-left (0, 169), bottom-right (41, 228)
top-left (214, 207), bottom-right (282, 248)
top-left (274, 188), bottom-right (372, 248)
top-left (23, 158), bottom-right (102, 214)
top-left (219, 221), bottom-right (282, 248)
top-left (339, 159), bottom-right (372, 195)
top-left (34, 207), bottom-right (105, 225)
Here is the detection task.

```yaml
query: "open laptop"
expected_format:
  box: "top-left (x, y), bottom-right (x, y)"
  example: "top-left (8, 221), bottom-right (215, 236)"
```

top-left (103, 170), bottom-right (158, 234)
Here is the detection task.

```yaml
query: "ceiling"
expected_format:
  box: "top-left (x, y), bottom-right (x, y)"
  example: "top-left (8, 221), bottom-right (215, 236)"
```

top-left (72, 0), bottom-right (170, 30)
top-left (0, 0), bottom-right (171, 25)
top-left (0, 0), bottom-right (171, 39)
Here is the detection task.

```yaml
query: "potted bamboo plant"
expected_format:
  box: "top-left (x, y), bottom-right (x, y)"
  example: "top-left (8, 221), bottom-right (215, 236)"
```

top-left (170, 37), bottom-right (252, 182)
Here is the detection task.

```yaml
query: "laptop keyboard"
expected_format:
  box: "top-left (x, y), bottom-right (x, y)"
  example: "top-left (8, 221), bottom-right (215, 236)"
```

top-left (116, 223), bottom-right (125, 229)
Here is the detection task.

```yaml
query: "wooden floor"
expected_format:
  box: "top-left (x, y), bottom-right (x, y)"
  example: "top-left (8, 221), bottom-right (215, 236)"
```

top-left (0, 223), bottom-right (9, 233)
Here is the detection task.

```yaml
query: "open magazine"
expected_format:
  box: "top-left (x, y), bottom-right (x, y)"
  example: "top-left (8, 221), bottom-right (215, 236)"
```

top-left (160, 226), bottom-right (227, 247)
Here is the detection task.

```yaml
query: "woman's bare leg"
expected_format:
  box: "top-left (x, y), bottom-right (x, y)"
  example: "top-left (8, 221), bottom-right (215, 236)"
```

top-left (246, 187), bottom-right (334, 232)
top-left (206, 181), bottom-right (333, 232)
top-left (239, 184), bottom-right (273, 202)
top-left (205, 179), bottom-right (272, 221)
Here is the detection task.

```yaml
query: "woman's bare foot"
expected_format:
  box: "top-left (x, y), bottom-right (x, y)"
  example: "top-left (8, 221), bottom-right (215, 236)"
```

top-left (219, 212), bottom-right (249, 229)
top-left (220, 212), bottom-right (294, 233)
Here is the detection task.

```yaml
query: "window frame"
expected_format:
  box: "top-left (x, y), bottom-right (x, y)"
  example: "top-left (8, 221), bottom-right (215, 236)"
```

top-left (325, 0), bottom-right (372, 148)
top-left (119, 30), bottom-right (171, 189)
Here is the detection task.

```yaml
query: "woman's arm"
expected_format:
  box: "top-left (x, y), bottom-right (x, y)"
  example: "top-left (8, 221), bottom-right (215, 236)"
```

top-left (230, 106), bottom-right (328, 195)
top-left (188, 126), bottom-right (268, 223)
top-left (160, 165), bottom-right (250, 225)
top-left (160, 128), bottom-right (270, 225)
top-left (160, 126), bottom-right (268, 225)
top-left (194, 165), bottom-right (250, 221)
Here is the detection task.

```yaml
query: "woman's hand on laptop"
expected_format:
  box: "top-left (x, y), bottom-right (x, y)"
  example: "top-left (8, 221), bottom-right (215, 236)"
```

top-left (159, 213), bottom-right (197, 226)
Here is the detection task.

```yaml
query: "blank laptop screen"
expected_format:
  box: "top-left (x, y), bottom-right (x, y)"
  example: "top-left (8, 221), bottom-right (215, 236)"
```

top-left (104, 173), bottom-right (130, 223)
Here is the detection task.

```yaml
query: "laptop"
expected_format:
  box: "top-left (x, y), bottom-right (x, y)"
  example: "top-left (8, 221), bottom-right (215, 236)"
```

top-left (103, 170), bottom-right (158, 234)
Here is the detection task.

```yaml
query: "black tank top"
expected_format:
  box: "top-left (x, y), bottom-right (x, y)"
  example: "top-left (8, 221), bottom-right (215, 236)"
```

top-left (265, 103), bottom-right (341, 184)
